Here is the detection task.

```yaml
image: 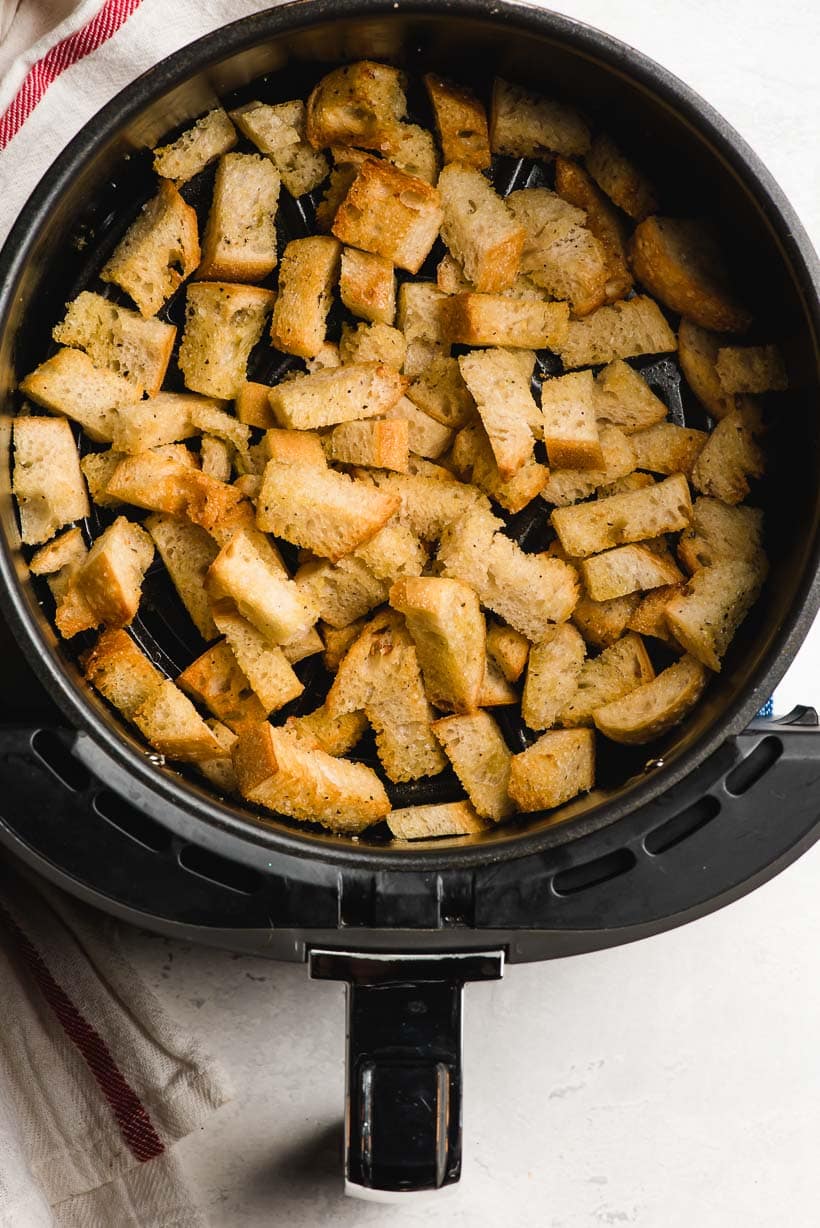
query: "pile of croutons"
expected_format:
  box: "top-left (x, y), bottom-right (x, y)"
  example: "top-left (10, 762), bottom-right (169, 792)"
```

top-left (13, 61), bottom-right (787, 840)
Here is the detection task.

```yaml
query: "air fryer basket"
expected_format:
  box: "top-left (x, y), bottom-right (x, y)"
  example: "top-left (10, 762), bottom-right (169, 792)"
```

top-left (1, 0), bottom-right (819, 1195)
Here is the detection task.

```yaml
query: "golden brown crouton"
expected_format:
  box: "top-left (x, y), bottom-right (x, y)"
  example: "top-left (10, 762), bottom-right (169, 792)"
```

top-left (424, 74), bottom-right (491, 169)
top-left (211, 604), bottom-right (304, 712)
top-left (12, 417), bottom-right (90, 546)
top-left (385, 395), bottom-right (453, 459)
top-left (53, 292), bottom-right (176, 397)
top-left (179, 282), bottom-right (276, 399)
top-left (665, 559), bottom-right (767, 671)
top-left (390, 576), bottom-right (486, 713)
top-left (331, 158), bottom-right (443, 274)
top-left (677, 497), bottom-right (765, 574)
top-left (325, 419), bottom-right (410, 472)
top-left (508, 728), bottom-right (595, 813)
top-left (580, 543), bottom-right (684, 602)
top-left (678, 320), bottom-right (741, 420)
top-left (339, 320), bottom-right (406, 369)
top-left (108, 392), bottom-right (202, 455)
top-left (593, 655), bottom-right (708, 744)
top-left (234, 381), bottom-right (277, 429)
top-left (487, 621), bottom-right (530, 683)
top-left (146, 513), bottom-right (220, 639)
top-left (490, 78), bottom-right (590, 158)
top-left (268, 361), bottom-right (405, 429)
top-left (18, 347), bottom-right (140, 443)
top-left (381, 124), bottom-right (440, 184)
top-left (296, 556), bottom-right (388, 629)
top-left (438, 162), bottom-right (524, 294)
top-left (406, 355), bottom-right (474, 429)
top-left (716, 345), bottom-right (788, 394)
top-left (451, 422), bottom-right (549, 514)
top-left (558, 295), bottom-right (677, 369)
top-left (197, 153), bottom-right (280, 282)
top-left (432, 711), bottom-right (514, 821)
top-left (626, 584), bottom-right (685, 644)
top-left (388, 800), bottom-right (490, 840)
top-left (584, 134), bottom-right (657, 221)
top-left (506, 187), bottom-right (608, 315)
top-left (132, 679), bottom-right (226, 762)
top-left (208, 529), bottom-right (318, 645)
top-left (305, 61), bottom-right (407, 152)
top-left (261, 427), bottom-right (327, 469)
top-left (629, 422), bottom-right (708, 477)
top-left (29, 526), bottom-right (86, 579)
top-left (81, 628), bottom-right (164, 720)
top-left (365, 467), bottom-right (490, 541)
top-left (690, 407), bottom-right (765, 505)
top-left (444, 292), bottom-right (570, 350)
top-left (153, 107), bottom-right (237, 182)
top-left (554, 156), bottom-right (633, 303)
top-left (285, 706), bottom-right (368, 757)
top-left (58, 516), bottom-right (153, 637)
top-left (230, 99), bottom-right (329, 197)
top-left (100, 181), bottom-right (200, 318)
top-left (106, 451), bottom-right (242, 531)
top-left (572, 593), bottom-right (642, 649)
top-left (541, 425), bottom-right (635, 508)
top-left (557, 632), bottom-right (655, 727)
top-left (595, 359), bottom-right (669, 434)
top-left (270, 236), bottom-right (340, 358)
top-left (540, 370), bottom-right (605, 471)
top-left (177, 641), bottom-right (267, 731)
top-left (458, 348), bottom-right (538, 479)
top-left (522, 623), bottom-right (587, 731)
top-left (551, 473), bottom-right (692, 557)
top-left (339, 247), bottom-right (396, 324)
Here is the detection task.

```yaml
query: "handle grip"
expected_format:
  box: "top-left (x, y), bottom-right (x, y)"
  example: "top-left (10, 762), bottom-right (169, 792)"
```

top-left (310, 949), bottom-right (504, 1197)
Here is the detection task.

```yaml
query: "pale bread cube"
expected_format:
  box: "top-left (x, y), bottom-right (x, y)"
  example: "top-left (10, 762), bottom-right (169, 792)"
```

top-left (486, 621), bottom-right (530, 684)
top-left (101, 181), bottom-right (200, 316)
top-left (211, 604), bottom-right (304, 712)
top-left (571, 593), bottom-right (641, 649)
top-left (554, 155), bottom-right (632, 303)
top-left (438, 162), bottom-right (524, 294)
top-left (285, 706), bottom-right (368, 757)
top-left (296, 556), bottom-right (388, 629)
top-left (593, 655), bottom-right (708, 744)
top-left (444, 292), bottom-right (569, 350)
top-left (677, 497), bottom-right (765, 575)
top-left (270, 236), bottom-right (340, 358)
top-left (111, 391), bottom-right (213, 454)
top-left (507, 187), bottom-right (608, 315)
top-left (595, 359), bottom-right (669, 434)
top-left (389, 575), bottom-right (486, 713)
top-left (716, 345), bottom-right (787, 394)
top-left (339, 320), bottom-right (406, 369)
top-left (146, 513), bottom-right (220, 639)
top-left (267, 362), bottom-right (404, 430)
top-left (508, 729), bottom-right (595, 812)
top-left (540, 425), bottom-right (635, 508)
top-left (58, 516), bottom-right (153, 637)
top-left (490, 78), bottom-right (590, 158)
top-left (665, 559), bottom-right (767, 672)
top-left (385, 395), bottom-right (453, 459)
top-left (558, 632), bottom-right (655, 727)
top-left (458, 348), bottom-right (538, 479)
top-left (388, 800), bottom-right (489, 840)
top-left (19, 347), bottom-right (140, 443)
top-left (584, 134), bottom-right (657, 221)
top-left (53, 292), bottom-right (176, 396)
top-left (197, 153), bottom-right (280, 282)
top-left (339, 247), bottom-right (396, 324)
top-left (678, 320), bottom-right (741, 420)
top-left (262, 427), bottom-right (327, 469)
top-left (177, 641), bottom-right (267, 731)
top-left (153, 108), bottom-right (237, 182)
top-left (540, 370), bottom-right (605, 470)
top-left (230, 99), bottom-right (328, 197)
top-left (179, 282), bottom-right (275, 399)
top-left (581, 543), bottom-right (684, 602)
top-left (208, 529), bottom-right (318, 645)
top-left (550, 473), bottom-right (692, 558)
top-left (629, 422), bottom-right (707, 477)
top-left (690, 407), bottom-right (765, 505)
top-left (81, 628), bottom-right (163, 720)
top-left (431, 711), bottom-right (514, 821)
top-left (12, 417), bottom-right (89, 545)
top-left (326, 419), bottom-right (410, 472)
top-left (522, 623), bottom-right (586, 731)
top-left (407, 355), bottom-right (475, 429)
top-left (558, 295), bottom-right (677, 370)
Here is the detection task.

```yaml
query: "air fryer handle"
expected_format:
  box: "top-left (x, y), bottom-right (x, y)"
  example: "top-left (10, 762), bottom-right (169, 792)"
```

top-left (309, 949), bottom-right (504, 1197)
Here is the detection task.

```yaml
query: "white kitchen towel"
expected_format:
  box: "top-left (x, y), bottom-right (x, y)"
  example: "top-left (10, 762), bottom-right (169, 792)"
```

top-left (0, 859), bottom-right (232, 1227)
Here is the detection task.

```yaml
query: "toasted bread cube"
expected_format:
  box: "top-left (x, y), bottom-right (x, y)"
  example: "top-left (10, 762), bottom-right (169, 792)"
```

top-left (665, 560), bottom-right (766, 672)
top-left (389, 576), bottom-right (486, 713)
top-left (584, 134), bottom-right (657, 221)
top-left (196, 720), bottom-right (240, 793)
top-left (572, 592), bottom-right (641, 649)
top-left (339, 321), bottom-right (406, 369)
top-left (540, 370), bottom-right (605, 471)
top-left (257, 458), bottom-right (399, 560)
top-left (541, 425), bottom-right (635, 508)
top-left (107, 451), bottom-right (242, 530)
top-left (716, 345), bottom-right (787, 394)
top-left (208, 529), bottom-right (318, 645)
top-left (146, 513), bottom-right (219, 639)
top-left (593, 655), bottom-right (708, 744)
top-left (101, 182), bottom-right (200, 317)
top-left (490, 78), bottom-right (590, 158)
top-left (406, 356), bottom-right (474, 429)
top-left (424, 74), bottom-right (490, 169)
top-left (326, 419), bottom-right (409, 472)
top-left (438, 162), bottom-right (524, 294)
top-left (199, 437), bottom-right (231, 481)
top-left (314, 160), bottom-right (359, 232)
top-left (270, 236), bottom-right (340, 358)
top-left (131, 679), bottom-right (225, 762)
top-left (268, 361), bottom-right (404, 430)
top-left (262, 427), bottom-right (327, 469)
top-left (452, 422), bottom-right (549, 514)
top-left (211, 604), bottom-right (303, 712)
top-left (179, 282), bottom-right (275, 399)
top-left (196, 153), bottom-right (279, 282)
top-left (476, 655), bottom-right (518, 707)
top-left (382, 123), bottom-right (440, 184)
top-left (554, 156), bottom-right (632, 303)
top-left (558, 632), bottom-right (655, 727)
top-left (188, 402), bottom-right (250, 457)
top-left (82, 628), bottom-right (163, 720)
top-left (234, 381), bottom-right (276, 429)
top-left (59, 516), bottom-right (153, 636)
top-left (53, 292), bottom-right (175, 397)
top-left (29, 526), bottom-right (86, 579)
top-left (366, 467), bottom-right (489, 541)
top-left (509, 729), bottom-right (595, 813)
top-left (507, 187), bottom-right (608, 316)
top-left (551, 473), bottom-right (692, 558)
top-left (690, 408), bottom-right (765, 505)
top-left (332, 158), bottom-right (443, 274)
top-left (111, 391), bottom-right (213, 454)
top-left (385, 395), bottom-right (453, 459)
top-left (19, 348), bottom-right (139, 443)
top-left (558, 296), bottom-right (677, 370)
top-left (230, 99), bottom-right (328, 197)
top-left (595, 360), bottom-right (669, 434)
top-left (598, 472), bottom-right (656, 498)
top-left (487, 621), bottom-right (530, 683)
top-left (281, 625), bottom-right (324, 665)
top-left (397, 280), bottom-right (450, 345)
top-left (581, 543), bottom-right (684, 602)
top-left (432, 711), bottom-right (514, 821)
top-left (153, 107), bottom-right (236, 182)
top-left (458, 349), bottom-right (537, 478)
top-left (322, 620), bottom-right (367, 672)
top-left (444, 293), bottom-right (569, 350)
top-left (297, 557), bottom-right (388, 628)
top-left (678, 320), bottom-right (741, 420)
top-left (233, 722), bottom-right (389, 833)
top-left (206, 505), bottom-right (288, 574)
top-left (677, 497), bottom-right (765, 575)
top-left (521, 623), bottom-right (586, 731)
top-left (339, 247), bottom-right (396, 324)
top-left (630, 217), bottom-right (751, 333)
top-left (306, 61), bottom-right (407, 152)
top-left (629, 422), bottom-right (707, 477)
top-left (286, 706), bottom-right (367, 757)
top-left (12, 417), bottom-right (89, 546)
top-left (627, 584), bottom-right (685, 644)
top-left (177, 641), bottom-right (266, 731)
top-left (389, 800), bottom-right (489, 840)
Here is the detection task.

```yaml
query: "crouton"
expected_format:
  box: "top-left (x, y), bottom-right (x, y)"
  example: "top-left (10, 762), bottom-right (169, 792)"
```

top-left (423, 74), bottom-right (490, 169)
top-left (262, 427), bottom-right (327, 469)
top-left (487, 621), bottom-right (530, 683)
top-left (196, 153), bottom-right (280, 282)
top-left (110, 391), bottom-right (212, 454)
top-left (106, 451), bottom-right (242, 530)
top-left (630, 217), bottom-right (752, 332)
top-left (268, 361), bottom-right (404, 429)
top-left (57, 516), bottom-right (153, 637)
top-left (397, 280), bottom-right (450, 345)
top-left (100, 181), bottom-right (200, 317)
top-left (405, 356), bottom-right (474, 429)
top-left (230, 99), bottom-right (328, 197)
top-left (179, 282), bottom-right (275, 399)
top-left (53, 292), bottom-right (176, 396)
top-left (690, 407), bottom-right (765, 505)
top-left (598, 472), bottom-right (656, 498)
top-left (199, 437), bottom-right (231, 481)
top-left (339, 247), bottom-right (396, 324)
top-left (665, 559), bottom-right (766, 672)
top-left (438, 162), bottom-right (524, 294)
top-left (177, 641), bottom-right (267, 731)
top-left (677, 497), bottom-right (765, 575)
top-left (281, 625), bottom-right (324, 666)
top-left (12, 417), bottom-right (89, 546)
top-left (270, 236), bottom-right (340, 358)
top-left (584, 134), bottom-right (657, 221)
top-left (716, 345), bottom-right (788, 394)
top-left (385, 395), bottom-right (453, 459)
top-left (353, 515), bottom-right (426, 583)
top-left (457, 349), bottom-right (536, 478)
top-left (389, 800), bottom-right (489, 840)
top-left (382, 123), bottom-right (440, 184)
top-left (431, 711), bottom-right (514, 821)
top-left (595, 359), bottom-right (669, 434)
top-left (297, 557), bottom-right (388, 628)
top-left (331, 158), bottom-right (443, 274)
top-left (233, 722), bottom-right (390, 833)
top-left (506, 187), bottom-right (608, 315)
top-left (145, 513), bottom-right (220, 639)
top-left (326, 419), bottom-right (409, 472)
top-left (522, 623), bottom-right (587, 731)
top-left (558, 295), bottom-right (677, 369)
top-left (29, 526), bottom-right (86, 578)
top-left (558, 632), bottom-right (655, 727)
top-left (322, 620), bottom-right (366, 672)
top-left (208, 529), bottom-right (318, 645)
top-left (554, 156), bottom-right (633, 303)
top-left (627, 584), bottom-right (685, 644)
top-left (286, 706), bottom-right (368, 757)
top-left (541, 425), bottom-right (635, 508)
top-left (188, 402), bottom-right (250, 458)
top-left (206, 504), bottom-right (287, 573)
top-left (18, 348), bottom-right (137, 443)
top-left (306, 61), bottom-right (407, 152)
top-left (490, 78), bottom-right (590, 158)
top-left (389, 576), bottom-right (486, 713)
top-left (508, 728), bottom-right (595, 813)
top-left (477, 656), bottom-right (519, 707)
top-left (571, 592), bottom-right (641, 648)
top-left (314, 160), bottom-right (358, 232)
top-left (551, 473), bottom-right (692, 557)
top-left (81, 628), bottom-right (164, 720)
top-left (593, 654), bottom-right (708, 744)
top-left (256, 458), bottom-right (399, 560)
top-left (196, 720), bottom-right (240, 794)
top-left (339, 320), bottom-right (406, 369)
top-left (452, 422), bottom-right (549, 514)
top-left (629, 422), bottom-right (707, 477)
top-left (234, 381), bottom-right (276, 429)
top-left (678, 320), bottom-right (740, 420)
top-left (540, 370), bottom-right (605, 471)
top-left (364, 467), bottom-right (489, 541)
top-left (153, 107), bottom-right (237, 182)
top-left (130, 678), bottom-right (228, 762)
top-left (444, 293), bottom-right (570, 350)
top-left (581, 543), bottom-right (684, 602)
top-left (211, 604), bottom-right (304, 712)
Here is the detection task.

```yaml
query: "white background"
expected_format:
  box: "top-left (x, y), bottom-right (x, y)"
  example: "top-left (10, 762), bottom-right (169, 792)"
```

top-left (5, 0), bottom-right (820, 1223)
